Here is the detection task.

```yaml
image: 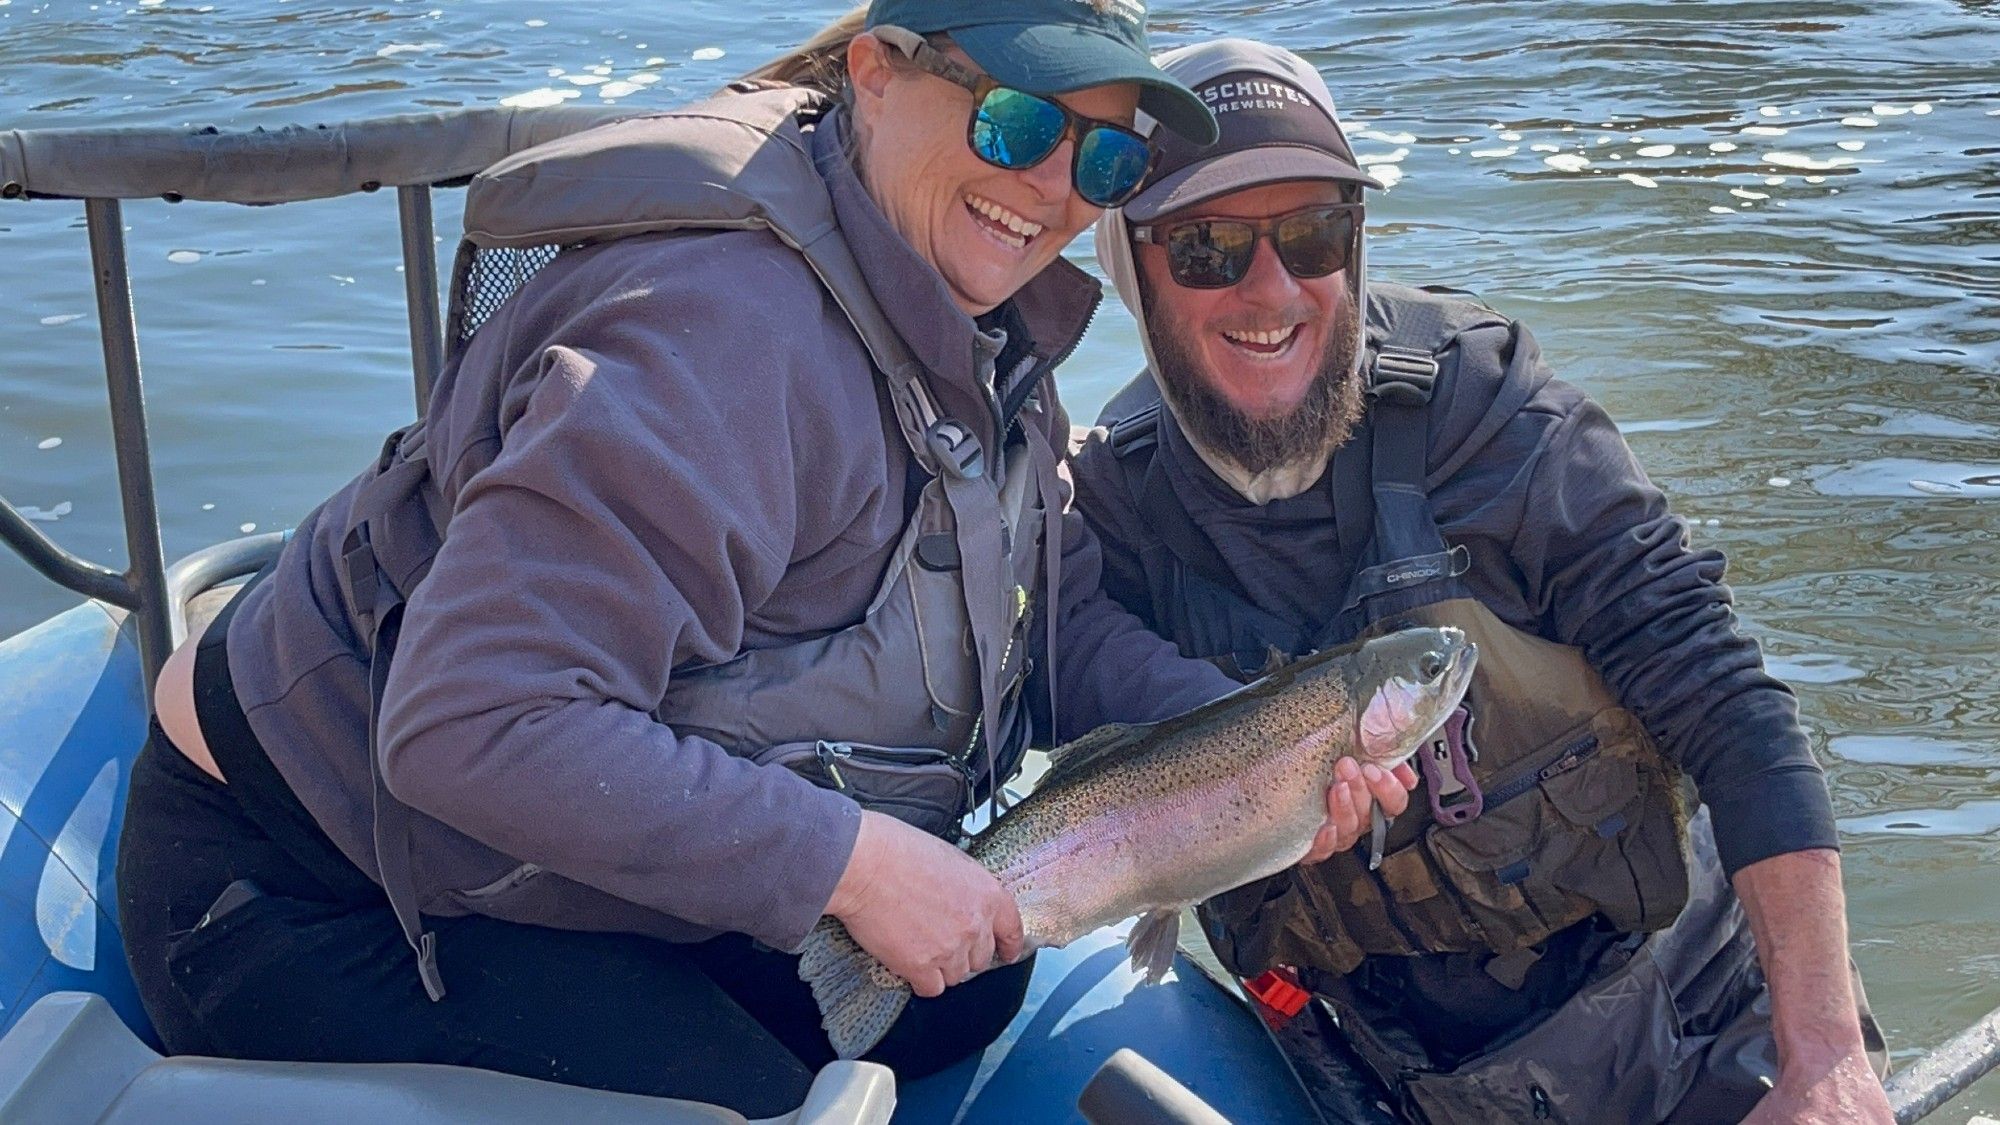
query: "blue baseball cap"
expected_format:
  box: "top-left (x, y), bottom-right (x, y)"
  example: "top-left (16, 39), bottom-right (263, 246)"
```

top-left (866, 0), bottom-right (1219, 145)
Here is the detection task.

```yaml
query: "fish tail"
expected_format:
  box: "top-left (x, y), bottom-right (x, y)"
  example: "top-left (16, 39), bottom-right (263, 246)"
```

top-left (1124, 908), bottom-right (1182, 984)
top-left (796, 917), bottom-right (912, 1060)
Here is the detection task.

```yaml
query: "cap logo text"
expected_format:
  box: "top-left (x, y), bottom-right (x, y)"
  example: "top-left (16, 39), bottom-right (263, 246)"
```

top-left (1200, 79), bottom-right (1313, 115)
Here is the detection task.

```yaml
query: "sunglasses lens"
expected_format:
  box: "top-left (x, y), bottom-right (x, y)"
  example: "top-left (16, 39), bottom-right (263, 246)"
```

top-left (1074, 127), bottom-right (1152, 207)
top-left (1275, 208), bottom-right (1358, 278)
top-left (972, 87), bottom-right (1066, 169)
top-left (1167, 220), bottom-right (1256, 288)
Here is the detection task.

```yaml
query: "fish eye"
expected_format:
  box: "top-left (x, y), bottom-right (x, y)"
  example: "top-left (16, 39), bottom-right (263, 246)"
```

top-left (1419, 652), bottom-right (1446, 681)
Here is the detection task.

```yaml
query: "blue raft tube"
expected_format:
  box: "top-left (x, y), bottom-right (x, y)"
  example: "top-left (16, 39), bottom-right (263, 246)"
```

top-left (0, 109), bottom-right (1330, 1125)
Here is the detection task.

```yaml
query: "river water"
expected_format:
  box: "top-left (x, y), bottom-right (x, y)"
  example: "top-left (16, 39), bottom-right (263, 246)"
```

top-left (3, 0), bottom-right (1997, 1117)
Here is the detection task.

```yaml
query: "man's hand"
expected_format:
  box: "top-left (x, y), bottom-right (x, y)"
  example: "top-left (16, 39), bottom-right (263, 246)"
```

top-left (1740, 1042), bottom-right (1892, 1124)
top-left (1734, 847), bottom-right (1892, 1125)
top-left (1301, 757), bottom-right (1419, 864)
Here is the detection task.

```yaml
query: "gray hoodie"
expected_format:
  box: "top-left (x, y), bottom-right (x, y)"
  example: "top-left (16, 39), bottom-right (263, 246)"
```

top-left (224, 106), bottom-right (1236, 953)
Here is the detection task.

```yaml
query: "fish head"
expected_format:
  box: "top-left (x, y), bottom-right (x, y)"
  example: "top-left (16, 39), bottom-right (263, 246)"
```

top-left (1350, 626), bottom-right (1478, 768)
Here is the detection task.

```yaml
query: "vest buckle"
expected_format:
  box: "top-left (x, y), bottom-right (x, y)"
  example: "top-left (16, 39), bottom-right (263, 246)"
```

top-left (925, 418), bottom-right (985, 480)
top-left (1368, 345), bottom-right (1439, 406)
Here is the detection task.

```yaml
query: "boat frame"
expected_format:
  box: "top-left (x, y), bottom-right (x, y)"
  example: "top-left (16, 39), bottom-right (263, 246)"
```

top-left (0, 106), bottom-right (636, 691)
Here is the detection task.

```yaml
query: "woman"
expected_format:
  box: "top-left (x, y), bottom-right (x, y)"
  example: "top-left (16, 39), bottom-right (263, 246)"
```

top-left (118, 0), bottom-right (1240, 1115)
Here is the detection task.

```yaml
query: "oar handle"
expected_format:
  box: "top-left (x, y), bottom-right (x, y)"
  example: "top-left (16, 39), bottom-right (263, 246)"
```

top-left (1886, 1003), bottom-right (2000, 1124)
top-left (1077, 1048), bottom-right (1233, 1125)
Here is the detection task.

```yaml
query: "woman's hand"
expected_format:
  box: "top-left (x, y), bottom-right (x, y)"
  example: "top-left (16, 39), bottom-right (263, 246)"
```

top-left (1300, 757), bottom-right (1419, 864)
top-left (827, 811), bottom-right (1025, 997)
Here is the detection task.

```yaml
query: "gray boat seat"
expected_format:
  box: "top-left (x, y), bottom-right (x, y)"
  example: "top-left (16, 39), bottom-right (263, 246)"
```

top-left (0, 992), bottom-right (894, 1125)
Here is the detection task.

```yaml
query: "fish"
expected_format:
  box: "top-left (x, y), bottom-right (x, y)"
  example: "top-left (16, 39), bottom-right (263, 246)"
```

top-left (798, 624), bottom-right (1478, 1060)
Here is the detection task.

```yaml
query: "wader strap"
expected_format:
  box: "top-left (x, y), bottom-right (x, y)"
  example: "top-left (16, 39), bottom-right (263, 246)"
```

top-left (938, 458), bottom-right (1009, 801)
top-left (364, 600), bottom-right (447, 1002)
top-left (1329, 415), bottom-right (1373, 573)
top-left (1343, 348), bottom-right (1466, 626)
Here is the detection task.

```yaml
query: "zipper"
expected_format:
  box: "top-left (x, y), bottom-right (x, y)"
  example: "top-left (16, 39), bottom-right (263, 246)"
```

top-left (460, 862), bottom-right (542, 900)
top-left (1478, 733), bottom-right (1602, 810)
top-left (814, 740), bottom-right (853, 793)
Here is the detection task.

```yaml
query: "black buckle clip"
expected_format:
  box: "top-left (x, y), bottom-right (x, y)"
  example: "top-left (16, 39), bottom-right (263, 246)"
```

top-left (1368, 346), bottom-right (1439, 406)
top-left (925, 418), bottom-right (985, 480)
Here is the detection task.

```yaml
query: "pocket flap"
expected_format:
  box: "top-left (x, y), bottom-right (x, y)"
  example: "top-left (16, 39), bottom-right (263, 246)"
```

top-left (1542, 715), bottom-right (1645, 833)
top-left (753, 740), bottom-right (971, 838)
top-left (1426, 805), bottom-right (1539, 872)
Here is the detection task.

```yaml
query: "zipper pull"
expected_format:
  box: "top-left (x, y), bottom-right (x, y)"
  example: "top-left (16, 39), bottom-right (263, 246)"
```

top-left (1539, 736), bottom-right (1599, 783)
top-left (815, 740), bottom-right (852, 793)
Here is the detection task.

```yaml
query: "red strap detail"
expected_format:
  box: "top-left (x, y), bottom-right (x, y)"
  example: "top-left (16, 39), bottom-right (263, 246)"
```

top-left (1243, 967), bottom-right (1310, 1026)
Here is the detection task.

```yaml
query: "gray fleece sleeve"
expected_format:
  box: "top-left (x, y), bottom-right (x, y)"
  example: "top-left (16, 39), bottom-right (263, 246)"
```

top-left (375, 267), bottom-right (863, 952)
top-left (1510, 396), bottom-right (1839, 876)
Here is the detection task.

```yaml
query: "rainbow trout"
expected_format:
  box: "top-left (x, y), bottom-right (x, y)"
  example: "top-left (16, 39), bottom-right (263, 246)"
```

top-left (798, 625), bottom-right (1477, 1060)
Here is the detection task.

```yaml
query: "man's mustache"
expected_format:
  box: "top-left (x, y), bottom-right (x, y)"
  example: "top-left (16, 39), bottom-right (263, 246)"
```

top-left (1213, 306), bottom-right (1316, 335)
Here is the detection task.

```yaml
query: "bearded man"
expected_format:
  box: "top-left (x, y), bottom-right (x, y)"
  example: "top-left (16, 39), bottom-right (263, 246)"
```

top-left (1070, 38), bottom-right (1893, 1125)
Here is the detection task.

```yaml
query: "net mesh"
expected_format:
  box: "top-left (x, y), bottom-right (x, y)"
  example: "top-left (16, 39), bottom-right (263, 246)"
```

top-left (453, 244), bottom-right (565, 344)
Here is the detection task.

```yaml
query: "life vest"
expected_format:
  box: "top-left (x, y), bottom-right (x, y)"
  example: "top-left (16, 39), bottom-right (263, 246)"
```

top-left (1097, 284), bottom-right (1691, 977)
top-left (334, 87), bottom-right (1062, 999)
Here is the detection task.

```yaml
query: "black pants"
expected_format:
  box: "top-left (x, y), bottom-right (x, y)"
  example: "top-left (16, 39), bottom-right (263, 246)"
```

top-left (116, 601), bottom-right (1031, 1118)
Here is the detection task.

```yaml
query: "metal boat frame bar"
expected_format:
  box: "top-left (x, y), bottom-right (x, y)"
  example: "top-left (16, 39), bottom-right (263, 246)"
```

top-left (0, 107), bottom-right (633, 700)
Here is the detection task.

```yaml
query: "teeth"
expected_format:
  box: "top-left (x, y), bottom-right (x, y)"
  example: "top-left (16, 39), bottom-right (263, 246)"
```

top-left (1222, 326), bottom-right (1300, 348)
top-left (964, 194), bottom-right (1044, 243)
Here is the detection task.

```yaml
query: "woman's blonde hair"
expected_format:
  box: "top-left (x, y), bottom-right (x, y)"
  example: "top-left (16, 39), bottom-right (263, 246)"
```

top-left (741, 4), bottom-right (871, 94)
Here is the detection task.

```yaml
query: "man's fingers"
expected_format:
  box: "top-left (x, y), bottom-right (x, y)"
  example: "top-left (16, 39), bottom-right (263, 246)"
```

top-left (1336, 780), bottom-right (1368, 840)
top-left (1392, 762), bottom-right (1419, 789)
top-left (1362, 763), bottom-right (1413, 818)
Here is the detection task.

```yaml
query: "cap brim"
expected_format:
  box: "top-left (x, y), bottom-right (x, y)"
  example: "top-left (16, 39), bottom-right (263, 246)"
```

top-left (1124, 145), bottom-right (1383, 222)
top-left (947, 23), bottom-right (1219, 146)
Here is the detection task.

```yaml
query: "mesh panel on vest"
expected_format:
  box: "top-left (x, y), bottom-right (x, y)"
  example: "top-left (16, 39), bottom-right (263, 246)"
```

top-left (455, 244), bottom-right (565, 344)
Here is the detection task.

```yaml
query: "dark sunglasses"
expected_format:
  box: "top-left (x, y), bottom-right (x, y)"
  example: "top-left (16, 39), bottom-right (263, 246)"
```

top-left (877, 27), bottom-right (1158, 208)
top-left (1130, 203), bottom-right (1363, 289)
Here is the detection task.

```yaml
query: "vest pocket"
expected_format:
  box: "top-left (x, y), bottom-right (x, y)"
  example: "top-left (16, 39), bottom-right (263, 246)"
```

top-left (1541, 712), bottom-right (1689, 934)
top-left (752, 740), bottom-right (972, 839)
top-left (1424, 710), bottom-right (1685, 953)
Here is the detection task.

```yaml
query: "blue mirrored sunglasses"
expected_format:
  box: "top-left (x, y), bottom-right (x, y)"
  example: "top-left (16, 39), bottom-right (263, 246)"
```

top-left (882, 31), bottom-right (1158, 208)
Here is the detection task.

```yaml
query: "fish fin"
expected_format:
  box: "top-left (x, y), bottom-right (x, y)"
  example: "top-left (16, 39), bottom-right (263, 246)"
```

top-left (796, 917), bottom-right (912, 1060)
top-left (1124, 909), bottom-right (1181, 984)
top-left (1045, 721), bottom-right (1156, 785)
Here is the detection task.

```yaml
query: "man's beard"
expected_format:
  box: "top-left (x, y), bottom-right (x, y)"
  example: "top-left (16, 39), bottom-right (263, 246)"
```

top-left (1146, 289), bottom-right (1366, 477)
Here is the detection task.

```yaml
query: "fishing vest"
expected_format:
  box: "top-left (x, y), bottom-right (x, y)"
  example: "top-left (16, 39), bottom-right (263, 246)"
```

top-left (335, 87), bottom-right (1060, 999)
top-left (1099, 285), bottom-right (1690, 980)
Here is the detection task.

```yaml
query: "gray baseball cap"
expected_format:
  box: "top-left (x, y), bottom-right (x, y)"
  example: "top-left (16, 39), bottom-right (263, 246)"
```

top-left (1125, 38), bottom-right (1381, 222)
